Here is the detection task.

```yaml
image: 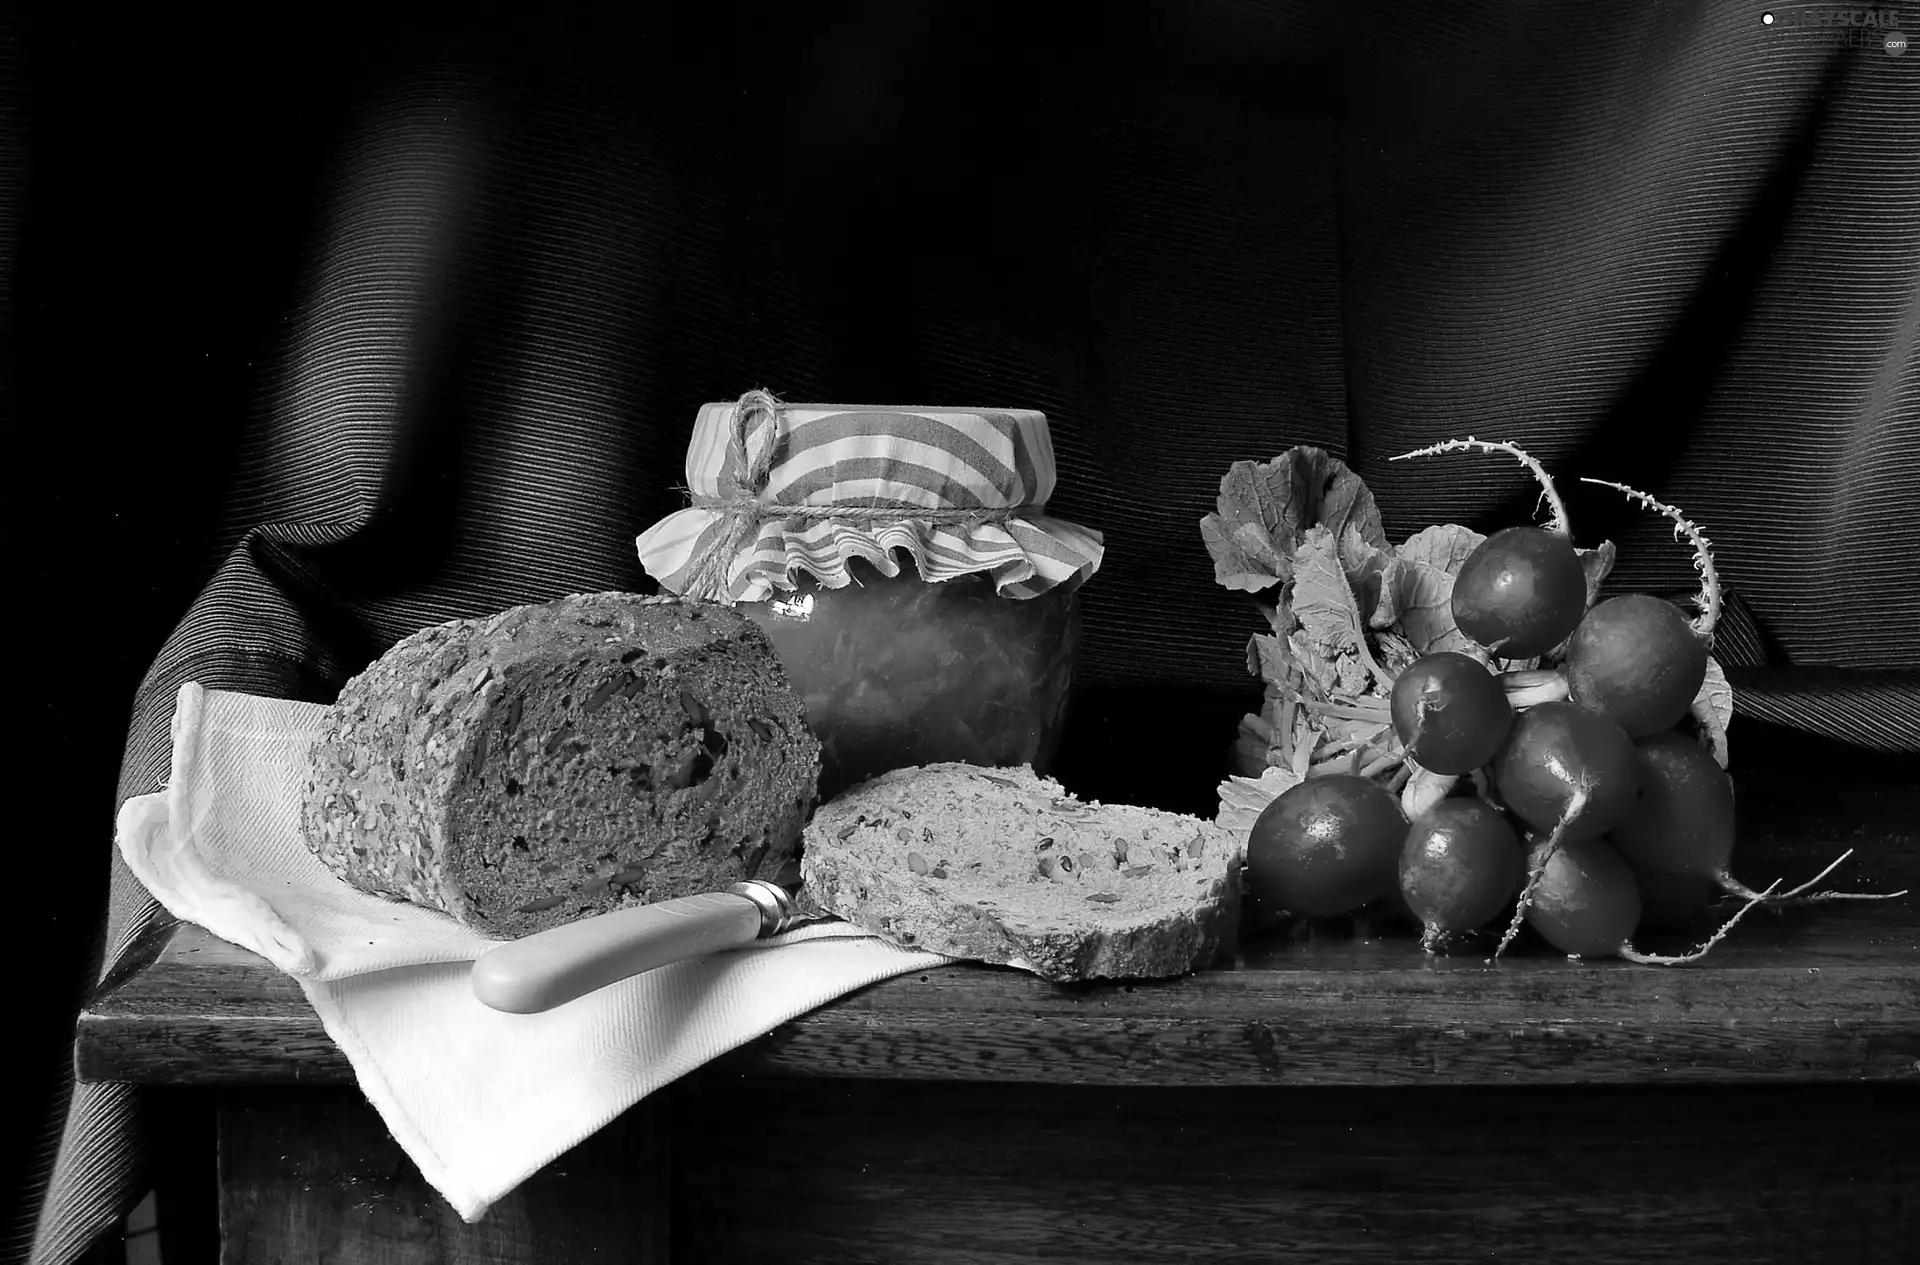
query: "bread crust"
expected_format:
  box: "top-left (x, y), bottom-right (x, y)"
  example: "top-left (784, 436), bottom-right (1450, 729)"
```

top-left (801, 764), bottom-right (1241, 981)
top-left (302, 592), bottom-right (821, 938)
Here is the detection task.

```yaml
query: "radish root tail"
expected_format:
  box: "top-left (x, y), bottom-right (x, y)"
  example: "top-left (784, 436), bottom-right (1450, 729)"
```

top-left (1391, 436), bottom-right (1572, 537)
top-left (1618, 877), bottom-right (1783, 966)
top-left (1579, 477), bottom-right (1721, 644)
top-left (1490, 786), bottom-right (1590, 962)
top-left (1716, 848), bottom-right (1911, 906)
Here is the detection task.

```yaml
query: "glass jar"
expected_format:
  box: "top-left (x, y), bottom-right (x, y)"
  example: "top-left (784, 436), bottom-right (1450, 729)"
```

top-left (637, 395), bottom-right (1104, 802)
top-left (739, 553), bottom-right (1080, 800)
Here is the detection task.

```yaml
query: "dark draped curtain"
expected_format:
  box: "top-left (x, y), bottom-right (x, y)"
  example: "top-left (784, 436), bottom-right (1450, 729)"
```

top-left (10, 4), bottom-right (1918, 1259)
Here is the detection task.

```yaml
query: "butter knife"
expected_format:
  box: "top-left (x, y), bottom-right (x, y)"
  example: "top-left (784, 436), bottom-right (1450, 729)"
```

top-left (470, 879), bottom-right (820, 1014)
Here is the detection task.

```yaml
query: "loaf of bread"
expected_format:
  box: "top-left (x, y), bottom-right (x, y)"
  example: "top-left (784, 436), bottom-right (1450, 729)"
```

top-left (800, 764), bottom-right (1241, 981)
top-left (301, 592), bottom-right (822, 939)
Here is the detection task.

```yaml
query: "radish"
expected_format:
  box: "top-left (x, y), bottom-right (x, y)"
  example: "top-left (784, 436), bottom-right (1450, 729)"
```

top-left (1390, 651), bottom-right (1514, 774)
top-left (1565, 479), bottom-right (1720, 736)
top-left (1487, 701), bottom-right (1640, 842)
top-left (1564, 594), bottom-right (1707, 737)
top-left (1607, 731), bottom-right (1734, 928)
top-left (1608, 731), bottom-right (1908, 927)
top-left (1521, 836), bottom-right (1641, 958)
top-left (1246, 774), bottom-right (1407, 918)
top-left (1399, 799), bottom-right (1524, 952)
top-left (1451, 526), bottom-right (1590, 659)
top-left (1391, 437), bottom-right (1588, 658)
top-left (1489, 782), bottom-right (1589, 959)
top-left (1521, 835), bottom-right (1780, 963)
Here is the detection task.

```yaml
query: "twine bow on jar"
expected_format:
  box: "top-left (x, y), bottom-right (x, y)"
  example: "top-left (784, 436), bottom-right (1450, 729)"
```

top-left (679, 389), bottom-right (1027, 603)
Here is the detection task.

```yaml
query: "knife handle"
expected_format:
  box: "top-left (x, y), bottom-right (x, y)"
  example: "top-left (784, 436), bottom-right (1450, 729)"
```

top-left (472, 887), bottom-right (774, 1014)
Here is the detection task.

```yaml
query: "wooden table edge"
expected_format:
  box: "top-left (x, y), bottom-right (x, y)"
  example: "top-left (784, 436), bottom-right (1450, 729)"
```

top-left (75, 920), bottom-right (1920, 1088)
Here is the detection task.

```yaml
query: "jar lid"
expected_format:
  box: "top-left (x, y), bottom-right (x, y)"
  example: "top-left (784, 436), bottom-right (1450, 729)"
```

top-left (637, 391), bottom-right (1104, 603)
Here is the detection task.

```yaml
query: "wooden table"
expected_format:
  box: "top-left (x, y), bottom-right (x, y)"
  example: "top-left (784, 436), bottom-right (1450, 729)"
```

top-left (79, 750), bottom-right (1920, 1263)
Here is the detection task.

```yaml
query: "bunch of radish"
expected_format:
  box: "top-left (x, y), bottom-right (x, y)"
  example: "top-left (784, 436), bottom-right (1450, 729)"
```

top-left (1207, 437), bottom-right (1903, 964)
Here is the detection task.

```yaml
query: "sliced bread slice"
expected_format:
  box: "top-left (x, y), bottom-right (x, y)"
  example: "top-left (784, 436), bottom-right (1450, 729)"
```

top-left (800, 763), bottom-right (1242, 982)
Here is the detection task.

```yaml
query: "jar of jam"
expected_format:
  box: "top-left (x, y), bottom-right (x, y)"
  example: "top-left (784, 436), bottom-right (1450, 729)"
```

top-left (636, 393), bottom-right (1102, 799)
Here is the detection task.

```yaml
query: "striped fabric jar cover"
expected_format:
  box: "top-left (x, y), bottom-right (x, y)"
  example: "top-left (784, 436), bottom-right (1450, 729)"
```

top-left (637, 393), bottom-right (1105, 603)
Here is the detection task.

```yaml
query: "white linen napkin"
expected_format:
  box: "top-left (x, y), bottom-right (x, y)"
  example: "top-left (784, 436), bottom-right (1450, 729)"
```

top-left (115, 682), bottom-right (948, 1222)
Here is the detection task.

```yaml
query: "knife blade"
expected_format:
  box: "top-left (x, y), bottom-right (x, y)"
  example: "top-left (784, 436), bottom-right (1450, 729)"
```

top-left (470, 879), bottom-right (822, 1014)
